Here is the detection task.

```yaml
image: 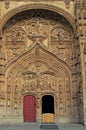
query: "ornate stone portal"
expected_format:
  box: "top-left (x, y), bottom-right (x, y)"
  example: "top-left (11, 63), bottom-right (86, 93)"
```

top-left (0, 9), bottom-right (82, 124)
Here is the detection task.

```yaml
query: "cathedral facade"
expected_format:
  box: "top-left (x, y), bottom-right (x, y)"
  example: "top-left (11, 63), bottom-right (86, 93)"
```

top-left (0, 0), bottom-right (86, 126)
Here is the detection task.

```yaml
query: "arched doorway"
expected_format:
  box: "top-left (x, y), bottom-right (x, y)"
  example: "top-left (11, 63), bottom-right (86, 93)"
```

top-left (23, 95), bottom-right (36, 122)
top-left (42, 95), bottom-right (54, 123)
top-left (4, 7), bottom-right (75, 124)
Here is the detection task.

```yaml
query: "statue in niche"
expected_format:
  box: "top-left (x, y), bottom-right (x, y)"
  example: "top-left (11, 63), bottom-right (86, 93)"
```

top-left (37, 96), bottom-right (41, 109)
top-left (7, 85), bottom-right (11, 93)
top-left (59, 84), bottom-right (63, 91)
top-left (59, 28), bottom-right (66, 40)
top-left (59, 27), bottom-right (71, 41)
top-left (50, 27), bottom-right (60, 41)
top-left (39, 78), bottom-right (47, 91)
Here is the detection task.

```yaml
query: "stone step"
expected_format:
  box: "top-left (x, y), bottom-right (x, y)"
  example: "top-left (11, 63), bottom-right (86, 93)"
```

top-left (40, 123), bottom-right (59, 129)
top-left (0, 123), bottom-right (38, 128)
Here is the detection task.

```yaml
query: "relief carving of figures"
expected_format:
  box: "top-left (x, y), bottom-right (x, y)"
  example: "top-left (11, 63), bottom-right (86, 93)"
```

top-left (4, 16), bottom-right (73, 66)
top-left (50, 27), bottom-right (60, 41)
top-left (5, 26), bottom-right (26, 60)
top-left (50, 26), bottom-right (71, 42)
top-left (39, 73), bottom-right (56, 91)
top-left (6, 45), bottom-right (25, 60)
top-left (5, 27), bottom-right (26, 43)
top-left (21, 63), bottom-right (56, 93)
top-left (22, 72), bottom-right (37, 93)
top-left (21, 83), bottom-right (37, 94)
top-left (27, 18), bottom-right (48, 41)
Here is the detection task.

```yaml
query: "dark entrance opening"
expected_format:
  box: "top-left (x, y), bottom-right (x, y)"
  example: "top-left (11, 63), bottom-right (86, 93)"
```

top-left (42, 95), bottom-right (54, 114)
top-left (41, 95), bottom-right (58, 128)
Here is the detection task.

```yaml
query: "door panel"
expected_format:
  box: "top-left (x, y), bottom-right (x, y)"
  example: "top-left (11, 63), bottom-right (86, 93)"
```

top-left (23, 95), bottom-right (36, 122)
top-left (42, 113), bottom-right (54, 123)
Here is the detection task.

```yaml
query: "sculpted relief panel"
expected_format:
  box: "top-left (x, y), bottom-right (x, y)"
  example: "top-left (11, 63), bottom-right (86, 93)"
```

top-left (21, 62), bottom-right (56, 93)
top-left (4, 9), bottom-right (73, 65)
top-left (27, 18), bottom-right (49, 41)
top-left (5, 27), bottom-right (26, 43)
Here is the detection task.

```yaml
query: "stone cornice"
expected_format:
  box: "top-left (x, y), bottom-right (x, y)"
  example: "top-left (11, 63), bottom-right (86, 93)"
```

top-left (1, 0), bottom-right (75, 9)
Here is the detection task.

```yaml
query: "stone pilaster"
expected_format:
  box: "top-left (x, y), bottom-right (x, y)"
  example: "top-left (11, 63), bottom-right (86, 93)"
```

top-left (0, 33), bottom-right (6, 122)
top-left (75, 0), bottom-right (86, 126)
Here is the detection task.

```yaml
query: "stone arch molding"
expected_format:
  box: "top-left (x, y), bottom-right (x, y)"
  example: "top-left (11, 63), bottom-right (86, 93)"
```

top-left (5, 43), bottom-right (72, 94)
top-left (0, 3), bottom-right (75, 35)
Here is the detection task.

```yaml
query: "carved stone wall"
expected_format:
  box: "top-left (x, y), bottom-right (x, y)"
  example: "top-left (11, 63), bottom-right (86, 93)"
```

top-left (0, 2), bottom-right (83, 125)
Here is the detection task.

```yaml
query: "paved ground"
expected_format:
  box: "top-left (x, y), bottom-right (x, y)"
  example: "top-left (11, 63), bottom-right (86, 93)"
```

top-left (0, 123), bottom-right (86, 130)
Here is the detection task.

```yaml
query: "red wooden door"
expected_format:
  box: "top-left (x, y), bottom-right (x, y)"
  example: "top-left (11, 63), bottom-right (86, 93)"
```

top-left (23, 95), bottom-right (36, 122)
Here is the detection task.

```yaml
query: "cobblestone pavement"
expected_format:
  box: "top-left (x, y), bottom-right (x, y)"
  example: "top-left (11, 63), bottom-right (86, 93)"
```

top-left (0, 123), bottom-right (86, 130)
